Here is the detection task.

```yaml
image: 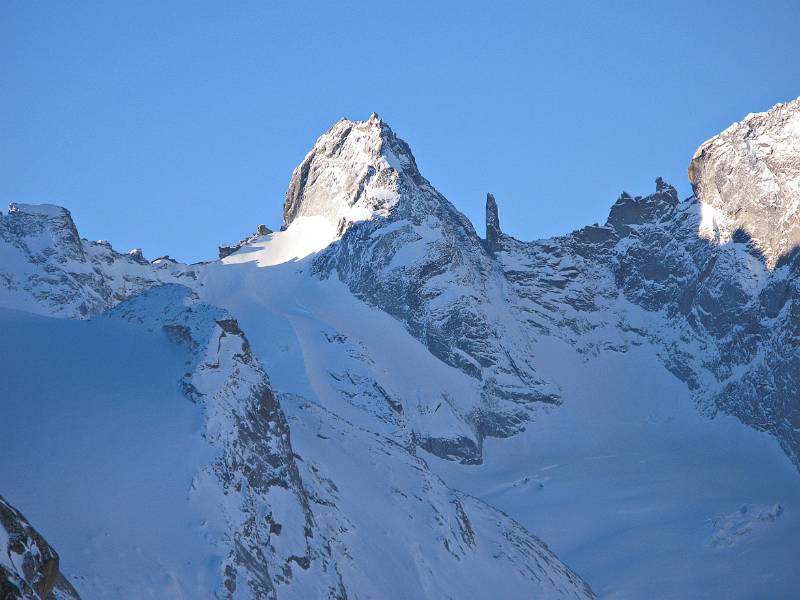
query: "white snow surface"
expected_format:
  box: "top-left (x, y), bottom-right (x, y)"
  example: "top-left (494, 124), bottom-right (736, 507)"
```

top-left (223, 216), bottom-right (337, 267)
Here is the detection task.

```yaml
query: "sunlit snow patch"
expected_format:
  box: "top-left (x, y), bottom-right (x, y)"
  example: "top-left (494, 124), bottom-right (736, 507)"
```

top-left (222, 215), bottom-right (337, 267)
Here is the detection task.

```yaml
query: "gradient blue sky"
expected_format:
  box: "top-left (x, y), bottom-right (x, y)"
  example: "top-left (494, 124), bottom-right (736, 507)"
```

top-left (2, 1), bottom-right (798, 263)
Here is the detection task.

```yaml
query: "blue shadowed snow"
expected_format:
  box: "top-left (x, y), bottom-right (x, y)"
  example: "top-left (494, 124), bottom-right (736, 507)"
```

top-left (0, 308), bottom-right (219, 598)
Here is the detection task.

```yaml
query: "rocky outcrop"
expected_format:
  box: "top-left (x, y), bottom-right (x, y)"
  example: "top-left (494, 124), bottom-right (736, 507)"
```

top-left (127, 248), bottom-right (149, 265)
top-left (283, 112), bottom-right (419, 233)
top-left (219, 224), bottom-right (273, 259)
top-left (688, 97), bottom-right (800, 267)
top-left (0, 496), bottom-right (79, 600)
top-left (605, 177), bottom-right (678, 232)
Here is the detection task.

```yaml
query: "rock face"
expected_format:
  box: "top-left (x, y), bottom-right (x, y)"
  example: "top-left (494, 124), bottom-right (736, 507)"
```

top-left (0, 496), bottom-right (79, 600)
top-left (688, 97), bottom-right (800, 267)
top-left (284, 112), bottom-right (416, 233)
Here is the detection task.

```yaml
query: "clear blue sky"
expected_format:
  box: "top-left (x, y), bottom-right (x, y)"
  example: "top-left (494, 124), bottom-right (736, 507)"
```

top-left (2, 1), bottom-right (798, 263)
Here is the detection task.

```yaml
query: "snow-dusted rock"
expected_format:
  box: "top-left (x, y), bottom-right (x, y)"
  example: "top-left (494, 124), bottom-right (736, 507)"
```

top-left (485, 192), bottom-right (502, 253)
top-left (219, 224), bottom-right (273, 259)
top-left (689, 97), bottom-right (800, 267)
top-left (0, 495), bottom-right (79, 600)
top-left (283, 112), bottom-right (411, 233)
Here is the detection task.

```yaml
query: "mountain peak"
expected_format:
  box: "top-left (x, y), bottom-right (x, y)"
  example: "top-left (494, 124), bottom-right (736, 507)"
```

top-left (282, 114), bottom-right (422, 232)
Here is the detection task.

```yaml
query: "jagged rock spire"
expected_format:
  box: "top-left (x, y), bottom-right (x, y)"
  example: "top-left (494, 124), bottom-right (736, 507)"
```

top-left (486, 192), bottom-right (502, 253)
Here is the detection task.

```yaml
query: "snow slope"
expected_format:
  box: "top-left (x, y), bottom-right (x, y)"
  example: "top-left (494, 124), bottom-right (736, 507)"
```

top-left (0, 264), bottom-right (596, 599)
top-left (0, 307), bottom-right (219, 598)
top-left (427, 336), bottom-right (800, 600)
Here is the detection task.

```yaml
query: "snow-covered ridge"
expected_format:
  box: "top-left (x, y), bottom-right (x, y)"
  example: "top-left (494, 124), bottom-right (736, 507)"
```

top-left (8, 203), bottom-right (72, 218)
top-left (0, 202), bottom-right (199, 318)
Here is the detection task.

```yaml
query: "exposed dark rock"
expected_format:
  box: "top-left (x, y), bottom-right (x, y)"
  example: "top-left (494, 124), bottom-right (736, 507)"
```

top-left (0, 495), bottom-right (80, 599)
top-left (128, 248), bottom-right (149, 265)
top-left (606, 178), bottom-right (678, 232)
top-left (485, 193), bottom-right (501, 253)
top-left (218, 225), bottom-right (274, 259)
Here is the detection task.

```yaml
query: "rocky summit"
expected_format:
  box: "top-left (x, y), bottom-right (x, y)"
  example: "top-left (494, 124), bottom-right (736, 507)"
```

top-left (2, 97), bottom-right (800, 599)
